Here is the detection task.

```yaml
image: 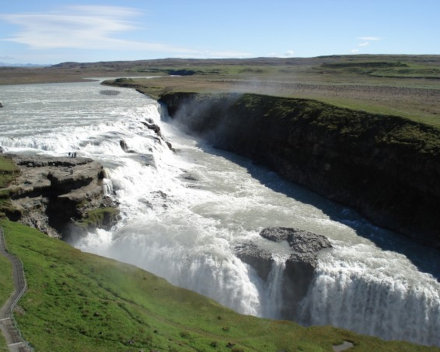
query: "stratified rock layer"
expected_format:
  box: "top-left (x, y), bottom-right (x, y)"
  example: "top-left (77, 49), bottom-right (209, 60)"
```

top-left (4, 155), bottom-right (118, 238)
top-left (236, 227), bottom-right (332, 320)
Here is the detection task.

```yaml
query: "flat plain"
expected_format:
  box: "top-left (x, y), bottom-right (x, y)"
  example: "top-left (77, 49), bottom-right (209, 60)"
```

top-left (2, 55), bottom-right (440, 126)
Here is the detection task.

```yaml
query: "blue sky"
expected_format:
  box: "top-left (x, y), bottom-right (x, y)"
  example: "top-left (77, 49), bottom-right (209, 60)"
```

top-left (0, 0), bottom-right (439, 64)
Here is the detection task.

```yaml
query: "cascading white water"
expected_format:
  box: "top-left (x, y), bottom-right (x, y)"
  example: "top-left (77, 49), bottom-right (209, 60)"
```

top-left (260, 256), bottom-right (287, 319)
top-left (298, 242), bottom-right (440, 346)
top-left (1, 80), bottom-right (439, 347)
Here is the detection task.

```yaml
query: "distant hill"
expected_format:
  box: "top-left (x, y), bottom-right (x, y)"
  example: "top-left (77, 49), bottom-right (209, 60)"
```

top-left (0, 62), bottom-right (49, 67)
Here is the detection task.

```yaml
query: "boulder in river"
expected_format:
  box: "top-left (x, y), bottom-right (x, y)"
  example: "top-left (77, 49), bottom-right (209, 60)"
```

top-left (236, 227), bottom-right (332, 320)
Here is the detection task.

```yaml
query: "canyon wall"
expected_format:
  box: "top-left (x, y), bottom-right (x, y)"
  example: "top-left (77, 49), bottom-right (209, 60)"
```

top-left (159, 92), bottom-right (440, 250)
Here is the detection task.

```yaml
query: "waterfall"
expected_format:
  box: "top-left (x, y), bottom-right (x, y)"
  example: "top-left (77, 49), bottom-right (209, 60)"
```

top-left (298, 246), bottom-right (440, 346)
top-left (261, 256), bottom-right (287, 319)
top-left (1, 80), bottom-right (440, 347)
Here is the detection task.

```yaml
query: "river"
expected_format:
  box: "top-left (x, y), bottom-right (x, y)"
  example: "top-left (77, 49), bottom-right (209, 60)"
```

top-left (1, 80), bottom-right (439, 347)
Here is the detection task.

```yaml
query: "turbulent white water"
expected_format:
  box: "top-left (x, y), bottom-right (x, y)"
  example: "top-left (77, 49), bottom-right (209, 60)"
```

top-left (1, 80), bottom-right (440, 346)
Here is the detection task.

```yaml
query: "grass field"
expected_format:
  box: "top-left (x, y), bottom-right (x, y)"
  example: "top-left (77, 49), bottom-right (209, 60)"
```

top-left (0, 253), bottom-right (12, 352)
top-left (0, 155), bottom-right (17, 351)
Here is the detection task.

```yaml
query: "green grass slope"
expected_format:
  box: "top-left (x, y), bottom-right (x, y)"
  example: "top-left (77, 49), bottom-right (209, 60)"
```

top-left (0, 155), bottom-right (20, 220)
top-left (0, 253), bottom-right (13, 313)
top-left (1, 219), bottom-right (439, 352)
top-left (0, 253), bottom-right (12, 351)
top-left (0, 155), bottom-right (17, 351)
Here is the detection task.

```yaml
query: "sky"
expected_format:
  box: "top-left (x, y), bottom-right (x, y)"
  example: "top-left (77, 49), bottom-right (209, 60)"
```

top-left (0, 0), bottom-right (439, 65)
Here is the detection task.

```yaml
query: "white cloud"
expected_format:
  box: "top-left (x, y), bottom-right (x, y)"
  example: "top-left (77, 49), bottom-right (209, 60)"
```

top-left (357, 37), bottom-right (381, 41)
top-left (351, 36), bottom-right (382, 53)
top-left (0, 5), bottom-right (250, 58)
top-left (195, 50), bottom-right (252, 58)
top-left (266, 50), bottom-right (295, 58)
top-left (0, 6), bottom-right (140, 49)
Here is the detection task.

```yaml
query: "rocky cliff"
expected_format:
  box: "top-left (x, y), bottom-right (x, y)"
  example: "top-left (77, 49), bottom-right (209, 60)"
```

top-left (159, 92), bottom-right (440, 250)
top-left (1, 154), bottom-right (118, 239)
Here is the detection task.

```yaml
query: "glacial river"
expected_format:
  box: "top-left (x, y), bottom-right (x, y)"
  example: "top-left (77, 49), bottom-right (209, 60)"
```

top-left (0, 80), bottom-right (439, 347)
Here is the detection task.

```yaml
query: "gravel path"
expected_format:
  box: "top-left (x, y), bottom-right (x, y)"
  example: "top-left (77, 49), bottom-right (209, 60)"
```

top-left (0, 227), bottom-right (32, 352)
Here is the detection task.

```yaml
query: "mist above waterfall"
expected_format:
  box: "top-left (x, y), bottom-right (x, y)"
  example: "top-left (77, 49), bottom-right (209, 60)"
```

top-left (1, 80), bottom-right (439, 347)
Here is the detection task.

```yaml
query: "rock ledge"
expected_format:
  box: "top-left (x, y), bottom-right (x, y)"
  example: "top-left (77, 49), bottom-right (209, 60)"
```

top-left (3, 154), bottom-right (119, 239)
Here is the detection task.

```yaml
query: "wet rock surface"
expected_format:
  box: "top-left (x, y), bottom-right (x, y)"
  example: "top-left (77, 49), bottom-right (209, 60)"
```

top-left (260, 227), bottom-right (332, 254)
top-left (236, 243), bottom-right (274, 281)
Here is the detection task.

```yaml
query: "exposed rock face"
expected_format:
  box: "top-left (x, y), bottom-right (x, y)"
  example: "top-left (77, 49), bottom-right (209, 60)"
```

top-left (141, 121), bottom-right (162, 137)
top-left (100, 90), bottom-right (120, 96)
top-left (236, 227), bottom-right (332, 320)
top-left (235, 243), bottom-right (274, 281)
top-left (4, 155), bottom-right (118, 239)
top-left (119, 139), bottom-right (129, 152)
top-left (160, 92), bottom-right (440, 250)
top-left (120, 120), bottom-right (174, 153)
top-left (260, 227), bottom-right (331, 254)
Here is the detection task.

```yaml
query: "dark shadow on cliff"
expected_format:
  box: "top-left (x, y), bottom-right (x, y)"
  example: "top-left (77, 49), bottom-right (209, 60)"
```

top-left (173, 129), bottom-right (440, 282)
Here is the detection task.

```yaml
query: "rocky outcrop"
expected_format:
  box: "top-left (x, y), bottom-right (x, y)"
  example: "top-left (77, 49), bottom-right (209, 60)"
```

top-left (100, 90), bottom-right (120, 96)
top-left (160, 92), bottom-right (440, 250)
top-left (235, 243), bottom-right (274, 281)
top-left (3, 154), bottom-right (119, 239)
top-left (236, 227), bottom-right (332, 319)
top-left (0, 102), bottom-right (3, 108)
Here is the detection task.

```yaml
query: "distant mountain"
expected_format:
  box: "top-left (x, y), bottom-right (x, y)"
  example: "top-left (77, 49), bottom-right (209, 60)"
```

top-left (0, 62), bottom-right (49, 67)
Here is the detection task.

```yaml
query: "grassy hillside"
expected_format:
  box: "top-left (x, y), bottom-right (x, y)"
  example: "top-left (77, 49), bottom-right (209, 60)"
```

top-left (0, 155), bottom-right (19, 189)
top-left (0, 219), bottom-right (439, 352)
top-left (0, 155), bottom-right (18, 350)
top-left (0, 253), bottom-right (12, 351)
top-left (0, 155), bottom-right (20, 222)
